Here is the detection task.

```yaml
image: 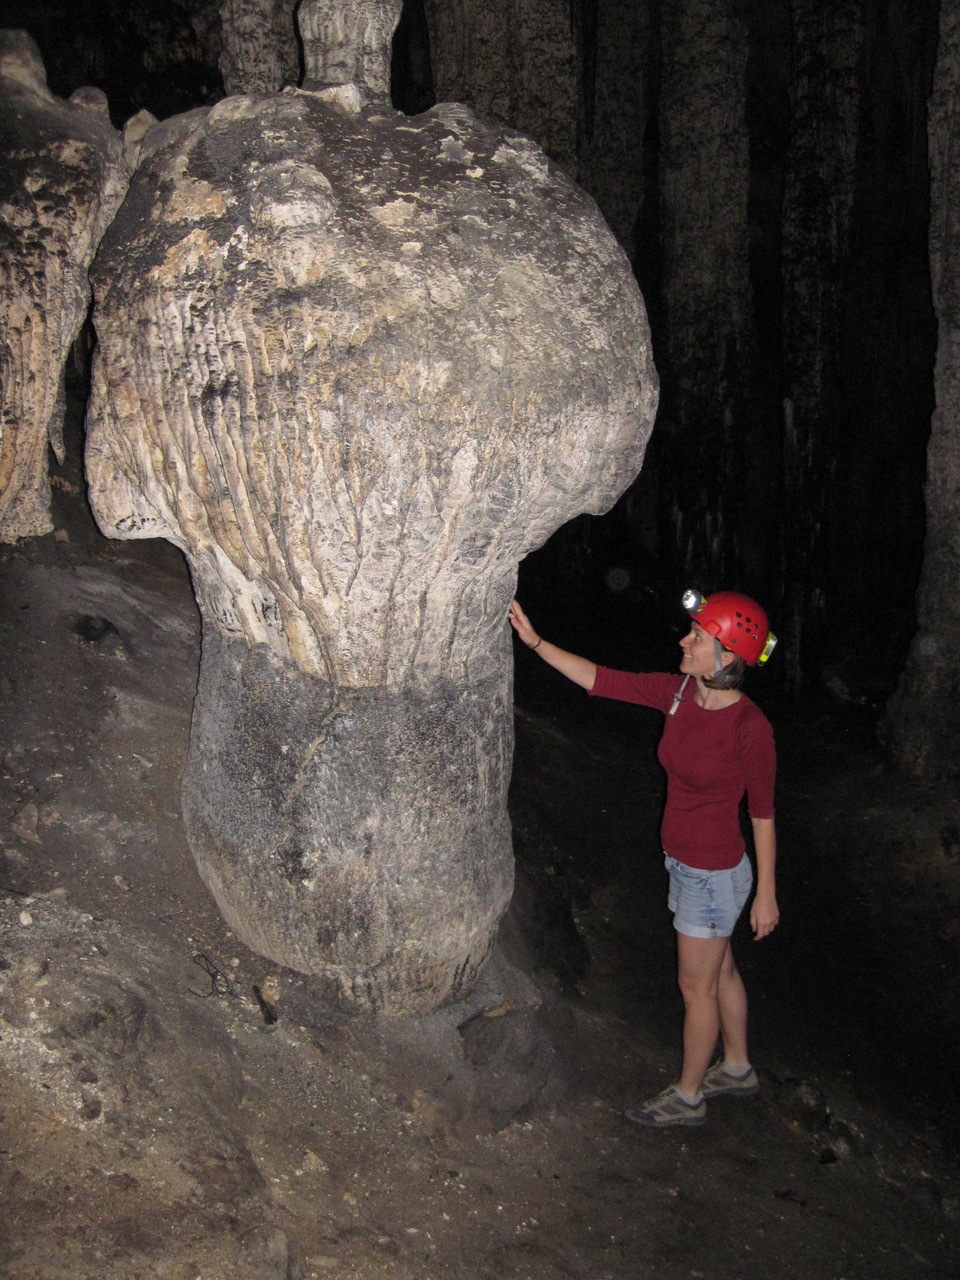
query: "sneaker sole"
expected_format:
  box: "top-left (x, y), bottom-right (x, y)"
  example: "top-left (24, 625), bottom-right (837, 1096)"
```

top-left (624, 1107), bottom-right (706, 1128)
top-left (702, 1082), bottom-right (760, 1099)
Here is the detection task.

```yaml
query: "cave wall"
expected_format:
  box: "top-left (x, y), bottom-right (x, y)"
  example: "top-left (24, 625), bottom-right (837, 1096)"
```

top-left (776, 0), bottom-right (938, 700)
top-left (883, 0), bottom-right (960, 780)
top-left (651, 0), bottom-right (756, 606)
top-left (832, 1), bottom-right (939, 696)
top-left (776, 0), bottom-right (864, 695)
top-left (421, 0), bottom-right (580, 174)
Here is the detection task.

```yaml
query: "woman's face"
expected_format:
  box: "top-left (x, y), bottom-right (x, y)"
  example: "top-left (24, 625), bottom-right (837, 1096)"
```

top-left (679, 621), bottom-right (726, 677)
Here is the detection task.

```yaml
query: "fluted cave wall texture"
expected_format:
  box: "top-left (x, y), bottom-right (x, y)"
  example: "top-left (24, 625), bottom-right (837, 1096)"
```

top-left (4, 0), bottom-right (954, 776)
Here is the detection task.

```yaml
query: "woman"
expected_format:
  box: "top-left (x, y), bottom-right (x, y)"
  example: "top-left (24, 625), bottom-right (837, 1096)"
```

top-left (508, 590), bottom-right (779, 1128)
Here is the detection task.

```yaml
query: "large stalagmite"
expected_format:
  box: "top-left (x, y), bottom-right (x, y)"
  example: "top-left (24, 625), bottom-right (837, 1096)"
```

top-left (0, 30), bottom-right (129, 543)
top-left (85, 83), bottom-right (656, 1012)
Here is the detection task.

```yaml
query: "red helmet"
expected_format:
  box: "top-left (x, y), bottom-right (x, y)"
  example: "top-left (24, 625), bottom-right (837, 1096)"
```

top-left (683, 590), bottom-right (777, 666)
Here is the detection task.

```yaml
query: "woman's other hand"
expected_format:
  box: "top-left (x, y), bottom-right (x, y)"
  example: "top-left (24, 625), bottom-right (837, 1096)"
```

top-left (750, 888), bottom-right (779, 940)
top-left (749, 818), bottom-right (778, 940)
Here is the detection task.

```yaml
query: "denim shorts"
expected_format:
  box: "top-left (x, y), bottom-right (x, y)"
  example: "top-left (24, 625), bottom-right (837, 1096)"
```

top-left (665, 852), bottom-right (753, 939)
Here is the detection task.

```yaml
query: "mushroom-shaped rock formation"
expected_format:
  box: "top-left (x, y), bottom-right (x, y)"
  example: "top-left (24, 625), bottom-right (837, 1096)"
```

top-left (0, 30), bottom-right (129, 543)
top-left (85, 90), bottom-right (658, 1014)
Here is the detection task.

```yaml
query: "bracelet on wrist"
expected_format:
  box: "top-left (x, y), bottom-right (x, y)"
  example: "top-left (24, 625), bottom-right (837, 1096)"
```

top-left (530, 637), bottom-right (542, 650)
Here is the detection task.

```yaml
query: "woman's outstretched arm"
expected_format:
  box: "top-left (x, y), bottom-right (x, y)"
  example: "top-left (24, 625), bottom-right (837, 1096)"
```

top-left (508, 599), bottom-right (597, 692)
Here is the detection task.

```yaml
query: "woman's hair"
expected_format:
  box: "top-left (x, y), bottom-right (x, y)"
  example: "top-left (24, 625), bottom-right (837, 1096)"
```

top-left (703, 651), bottom-right (746, 691)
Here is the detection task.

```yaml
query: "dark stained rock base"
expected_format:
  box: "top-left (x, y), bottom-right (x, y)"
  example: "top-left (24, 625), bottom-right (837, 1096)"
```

top-left (182, 627), bottom-right (515, 1015)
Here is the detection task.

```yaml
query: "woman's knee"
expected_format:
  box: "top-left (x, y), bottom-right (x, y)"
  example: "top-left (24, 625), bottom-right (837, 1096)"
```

top-left (677, 935), bottom-right (729, 1002)
top-left (677, 967), bottom-right (720, 1005)
top-left (719, 946), bottom-right (740, 982)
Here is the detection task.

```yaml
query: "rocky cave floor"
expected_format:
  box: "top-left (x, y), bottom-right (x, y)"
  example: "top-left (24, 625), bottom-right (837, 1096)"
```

top-left (1, 482), bottom-right (960, 1280)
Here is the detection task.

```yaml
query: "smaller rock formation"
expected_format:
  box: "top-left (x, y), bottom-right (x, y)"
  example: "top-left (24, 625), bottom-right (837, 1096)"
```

top-left (218, 0), bottom-right (302, 97)
top-left (0, 30), bottom-right (130, 543)
top-left (298, 0), bottom-right (403, 102)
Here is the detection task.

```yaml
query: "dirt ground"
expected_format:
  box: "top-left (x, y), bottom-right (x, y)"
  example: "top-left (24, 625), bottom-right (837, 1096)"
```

top-left (2, 477), bottom-right (959, 1279)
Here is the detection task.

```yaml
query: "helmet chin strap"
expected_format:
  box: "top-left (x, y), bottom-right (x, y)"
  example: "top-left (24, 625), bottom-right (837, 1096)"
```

top-left (713, 638), bottom-right (726, 681)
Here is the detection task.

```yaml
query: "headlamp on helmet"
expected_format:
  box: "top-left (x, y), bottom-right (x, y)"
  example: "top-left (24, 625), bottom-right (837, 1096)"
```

top-left (683, 588), bottom-right (777, 666)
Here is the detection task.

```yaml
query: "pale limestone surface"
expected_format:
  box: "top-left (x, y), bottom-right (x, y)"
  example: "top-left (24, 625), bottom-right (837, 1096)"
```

top-left (299, 0), bottom-right (403, 102)
top-left (0, 30), bottom-right (129, 543)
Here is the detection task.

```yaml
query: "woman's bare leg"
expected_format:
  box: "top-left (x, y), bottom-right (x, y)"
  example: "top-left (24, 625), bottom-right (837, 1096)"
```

top-left (716, 943), bottom-right (750, 1067)
top-left (676, 933), bottom-right (729, 1096)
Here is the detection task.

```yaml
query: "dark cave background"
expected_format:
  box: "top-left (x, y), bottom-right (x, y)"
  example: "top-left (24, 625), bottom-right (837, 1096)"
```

top-left (3, 0), bottom-right (941, 714)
